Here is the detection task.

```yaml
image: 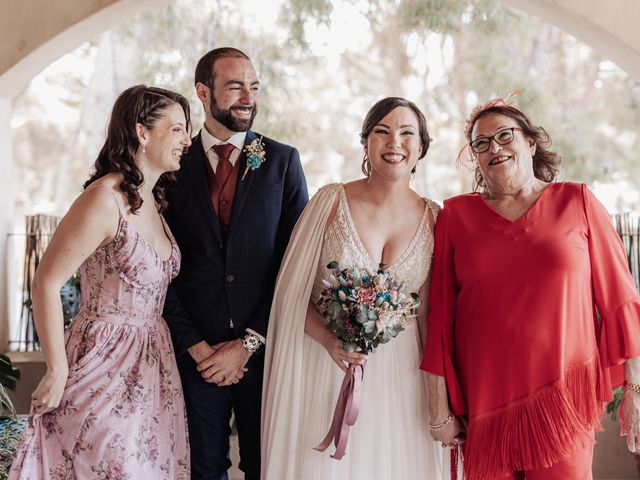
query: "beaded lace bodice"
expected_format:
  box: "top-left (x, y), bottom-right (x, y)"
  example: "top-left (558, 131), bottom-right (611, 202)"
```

top-left (311, 184), bottom-right (439, 313)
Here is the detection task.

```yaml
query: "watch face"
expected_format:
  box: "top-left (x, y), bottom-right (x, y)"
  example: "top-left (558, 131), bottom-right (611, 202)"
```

top-left (243, 334), bottom-right (261, 352)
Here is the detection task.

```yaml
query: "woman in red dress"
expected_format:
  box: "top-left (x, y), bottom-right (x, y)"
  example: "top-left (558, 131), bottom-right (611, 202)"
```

top-left (421, 95), bottom-right (640, 479)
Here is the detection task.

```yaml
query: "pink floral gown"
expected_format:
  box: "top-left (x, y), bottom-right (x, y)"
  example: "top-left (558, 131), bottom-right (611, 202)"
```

top-left (9, 213), bottom-right (190, 480)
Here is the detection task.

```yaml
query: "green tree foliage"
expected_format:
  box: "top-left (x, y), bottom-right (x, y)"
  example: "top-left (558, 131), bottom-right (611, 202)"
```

top-left (276, 0), bottom-right (639, 203)
top-left (11, 0), bottom-right (640, 215)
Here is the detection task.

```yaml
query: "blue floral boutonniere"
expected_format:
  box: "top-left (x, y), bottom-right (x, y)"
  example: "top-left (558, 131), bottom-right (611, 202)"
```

top-left (242, 136), bottom-right (266, 180)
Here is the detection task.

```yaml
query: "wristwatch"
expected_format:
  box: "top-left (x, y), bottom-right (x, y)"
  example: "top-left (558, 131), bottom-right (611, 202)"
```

top-left (241, 332), bottom-right (263, 354)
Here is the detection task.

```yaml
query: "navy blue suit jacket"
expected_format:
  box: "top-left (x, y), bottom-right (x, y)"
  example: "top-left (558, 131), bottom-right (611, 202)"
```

top-left (163, 131), bottom-right (308, 356)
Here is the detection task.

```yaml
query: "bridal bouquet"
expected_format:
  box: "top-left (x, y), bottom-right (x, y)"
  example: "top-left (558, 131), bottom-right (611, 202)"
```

top-left (316, 261), bottom-right (421, 354)
top-left (314, 261), bottom-right (421, 460)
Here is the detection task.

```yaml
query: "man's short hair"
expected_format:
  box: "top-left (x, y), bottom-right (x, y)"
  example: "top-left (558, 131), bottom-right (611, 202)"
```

top-left (194, 47), bottom-right (250, 88)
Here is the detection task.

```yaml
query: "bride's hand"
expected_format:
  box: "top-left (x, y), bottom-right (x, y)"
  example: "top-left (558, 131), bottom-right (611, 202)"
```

top-left (429, 414), bottom-right (466, 448)
top-left (322, 334), bottom-right (367, 372)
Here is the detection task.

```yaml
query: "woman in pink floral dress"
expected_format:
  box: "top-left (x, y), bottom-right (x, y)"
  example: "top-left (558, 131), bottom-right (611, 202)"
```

top-left (9, 85), bottom-right (192, 479)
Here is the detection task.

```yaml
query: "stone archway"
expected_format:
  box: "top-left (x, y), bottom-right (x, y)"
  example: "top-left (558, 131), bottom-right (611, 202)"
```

top-left (2, 0), bottom-right (639, 97)
top-left (0, 0), bottom-right (171, 97)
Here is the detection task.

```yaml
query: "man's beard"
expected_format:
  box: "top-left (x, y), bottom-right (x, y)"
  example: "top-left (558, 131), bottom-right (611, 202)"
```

top-left (209, 96), bottom-right (257, 132)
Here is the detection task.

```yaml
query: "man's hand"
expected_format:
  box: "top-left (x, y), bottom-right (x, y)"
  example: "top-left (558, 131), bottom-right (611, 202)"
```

top-left (187, 341), bottom-right (218, 363)
top-left (196, 339), bottom-right (251, 386)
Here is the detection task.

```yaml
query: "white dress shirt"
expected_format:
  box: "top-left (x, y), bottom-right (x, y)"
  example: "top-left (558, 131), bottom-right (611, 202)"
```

top-left (200, 126), bottom-right (247, 171)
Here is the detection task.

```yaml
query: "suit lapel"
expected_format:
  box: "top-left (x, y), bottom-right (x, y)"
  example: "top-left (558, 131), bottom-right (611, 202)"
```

top-left (184, 133), bottom-right (224, 245)
top-left (228, 131), bottom-right (258, 241)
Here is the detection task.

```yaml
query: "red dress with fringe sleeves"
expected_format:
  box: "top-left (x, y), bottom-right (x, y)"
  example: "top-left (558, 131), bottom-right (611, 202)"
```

top-left (420, 182), bottom-right (640, 480)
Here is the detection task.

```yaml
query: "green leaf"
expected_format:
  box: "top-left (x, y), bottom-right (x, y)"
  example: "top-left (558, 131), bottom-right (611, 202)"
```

top-left (326, 303), bottom-right (341, 318)
top-left (606, 386), bottom-right (624, 421)
top-left (343, 343), bottom-right (357, 353)
top-left (0, 355), bottom-right (20, 391)
top-left (0, 377), bottom-right (16, 391)
top-left (0, 384), bottom-right (17, 419)
top-left (356, 309), bottom-right (368, 324)
top-left (391, 324), bottom-right (405, 335)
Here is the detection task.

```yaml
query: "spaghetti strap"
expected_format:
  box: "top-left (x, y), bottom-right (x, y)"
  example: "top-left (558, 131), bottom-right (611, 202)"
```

top-left (84, 184), bottom-right (124, 216)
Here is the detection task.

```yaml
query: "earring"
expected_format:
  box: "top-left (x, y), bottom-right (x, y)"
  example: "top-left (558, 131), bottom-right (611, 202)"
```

top-left (361, 154), bottom-right (371, 178)
top-left (142, 144), bottom-right (147, 154)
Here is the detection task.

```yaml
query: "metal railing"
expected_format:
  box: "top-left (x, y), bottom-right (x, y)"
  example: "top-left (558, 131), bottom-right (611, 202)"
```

top-left (613, 213), bottom-right (640, 292)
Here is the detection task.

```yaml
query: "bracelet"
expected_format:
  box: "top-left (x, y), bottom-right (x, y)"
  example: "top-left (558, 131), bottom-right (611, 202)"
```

top-left (626, 382), bottom-right (640, 394)
top-left (429, 414), bottom-right (453, 431)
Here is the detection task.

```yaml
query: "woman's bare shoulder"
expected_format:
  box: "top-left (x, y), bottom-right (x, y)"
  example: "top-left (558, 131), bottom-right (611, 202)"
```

top-left (84, 173), bottom-right (127, 210)
top-left (72, 185), bottom-right (119, 221)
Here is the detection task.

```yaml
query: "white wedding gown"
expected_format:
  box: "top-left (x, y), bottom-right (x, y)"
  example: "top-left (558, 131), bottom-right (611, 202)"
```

top-left (262, 184), bottom-right (447, 480)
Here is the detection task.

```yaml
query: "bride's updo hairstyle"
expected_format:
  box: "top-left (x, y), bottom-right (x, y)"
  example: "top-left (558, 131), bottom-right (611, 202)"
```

top-left (84, 85), bottom-right (191, 213)
top-left (359, 97), bottom-right (430, 177)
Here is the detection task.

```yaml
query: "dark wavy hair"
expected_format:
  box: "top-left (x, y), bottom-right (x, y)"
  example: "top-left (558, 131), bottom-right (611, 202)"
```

top-left (359, 97), bottom-right (430, 177)
top-left (84, 85), bottom-right (191, 213)
top-left (465, 105), bottom-right (561, 191)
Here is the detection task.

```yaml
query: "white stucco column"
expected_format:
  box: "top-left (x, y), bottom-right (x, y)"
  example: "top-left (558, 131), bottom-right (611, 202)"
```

top-left (0, 97), bottom-right (14, 350)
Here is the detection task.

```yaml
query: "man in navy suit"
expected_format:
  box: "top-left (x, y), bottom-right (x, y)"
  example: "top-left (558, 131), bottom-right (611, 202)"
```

top-left (163, 47), bottom-right (308, 480)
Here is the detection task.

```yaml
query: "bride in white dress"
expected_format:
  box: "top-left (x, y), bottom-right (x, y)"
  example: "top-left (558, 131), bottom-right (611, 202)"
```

top-left (261, 97), bottom-right (447, 480)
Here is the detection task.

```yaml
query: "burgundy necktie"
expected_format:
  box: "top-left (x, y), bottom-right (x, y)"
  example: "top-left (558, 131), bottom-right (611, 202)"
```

top-left (212, 143), bottom-right (235, 188)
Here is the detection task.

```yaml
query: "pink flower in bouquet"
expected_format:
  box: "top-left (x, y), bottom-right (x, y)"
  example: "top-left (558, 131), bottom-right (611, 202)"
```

top-left (357, 287), bottom-right (376, 305)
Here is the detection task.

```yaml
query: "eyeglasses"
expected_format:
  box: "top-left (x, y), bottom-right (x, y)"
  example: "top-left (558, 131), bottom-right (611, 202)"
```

top-left (469, 127), bottom-right (523, 153)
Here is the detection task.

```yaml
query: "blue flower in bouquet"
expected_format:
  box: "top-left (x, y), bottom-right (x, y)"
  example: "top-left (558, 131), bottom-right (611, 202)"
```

top-left (316, 261), bottom-right (421, 354)
top-left (376, 291), bottom-right (392, 304)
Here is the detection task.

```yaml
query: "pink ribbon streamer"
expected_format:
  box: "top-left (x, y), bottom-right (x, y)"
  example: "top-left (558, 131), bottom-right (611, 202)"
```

top-left (314, 363), bottom-right (364, 460)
